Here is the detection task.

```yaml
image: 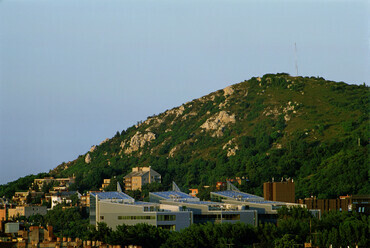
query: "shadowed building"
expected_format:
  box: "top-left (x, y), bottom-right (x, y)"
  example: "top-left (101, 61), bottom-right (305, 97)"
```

top-left (263, 179), bottom-right (295, 203)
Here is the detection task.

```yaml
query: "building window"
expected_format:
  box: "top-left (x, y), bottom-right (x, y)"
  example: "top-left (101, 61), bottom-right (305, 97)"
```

top-left (118, 215), bottom-right (155, 220)
top-left (157, 215), bottom-right (176, 221)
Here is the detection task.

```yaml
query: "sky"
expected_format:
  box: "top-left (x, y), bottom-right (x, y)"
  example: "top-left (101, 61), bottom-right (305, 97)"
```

top-left (0, 0), bottom-right (369, 185)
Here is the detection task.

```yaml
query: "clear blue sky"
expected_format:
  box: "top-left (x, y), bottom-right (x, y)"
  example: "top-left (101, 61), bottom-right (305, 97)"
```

top-left (0, 0), bottom-right (369, 185)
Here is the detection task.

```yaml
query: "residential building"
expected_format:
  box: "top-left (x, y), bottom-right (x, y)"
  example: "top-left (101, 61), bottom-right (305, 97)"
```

top-left (100, 179), bottom-right (111, 191)
top-left (89, 191), bottom-right (191, 231)
top-left (263, 179), bottom-right (295, 203)
top-left (12, 192), bottom-right (29, 205)
top-left (0, 197), bottom-right (9, 221)
top-left (8, 206), bottom-right (47, 220)
top-left (216, 177), bottom-right (249, 190)
top-left (124, 167), bottom-right (161, 191)
top-left (80, 193), bottom-right (90, 207)
top-left (32, 177), bottom-right (75, 191)
top-left (51, 191), bottom-right (80, 209)
top-left (0, 209), bottom-right (5, 222)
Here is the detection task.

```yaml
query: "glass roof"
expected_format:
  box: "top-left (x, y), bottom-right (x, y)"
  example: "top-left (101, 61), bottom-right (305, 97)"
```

top-left (212, 190), bottom-right (264, 201)
top-left (90, 191), bottom-right (134, 201)
top-left (151, 191), bottom-right (198, 200)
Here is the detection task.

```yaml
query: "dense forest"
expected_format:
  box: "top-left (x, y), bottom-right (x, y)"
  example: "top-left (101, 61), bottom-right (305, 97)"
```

top-left (1, 73), bottom-right (369, 199)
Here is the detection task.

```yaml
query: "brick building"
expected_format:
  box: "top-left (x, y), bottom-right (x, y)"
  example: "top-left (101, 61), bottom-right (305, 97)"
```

top-left (263, 179), bottom-right (295, 203)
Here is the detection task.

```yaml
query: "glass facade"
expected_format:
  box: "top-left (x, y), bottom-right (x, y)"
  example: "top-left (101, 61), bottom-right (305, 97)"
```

top-left (89, 195), bottom-right (96, 225)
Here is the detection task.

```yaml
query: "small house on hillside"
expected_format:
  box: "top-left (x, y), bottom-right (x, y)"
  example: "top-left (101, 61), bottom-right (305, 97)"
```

top-left (124, 167), bottom-right (161, 191)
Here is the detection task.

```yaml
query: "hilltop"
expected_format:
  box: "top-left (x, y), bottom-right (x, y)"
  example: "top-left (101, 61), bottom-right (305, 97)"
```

top-left (2, 73), bottom-right (369, 199)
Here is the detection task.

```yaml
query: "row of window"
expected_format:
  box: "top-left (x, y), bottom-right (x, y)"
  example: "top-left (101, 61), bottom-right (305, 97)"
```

top-left (195, 214), bottom-right (240, 221)
top-left (157, 215), bottom-right (176, 221)
top-left (118, 215), bottom-right (155, 220)
top-left (144, 206), bottom-right (158, 212)
top-left (116, 214), bottom-right (176, 221)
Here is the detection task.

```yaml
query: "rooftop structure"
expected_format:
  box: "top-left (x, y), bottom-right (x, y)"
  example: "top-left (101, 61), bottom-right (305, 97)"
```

top-left (212, 190), bottom-right (265, 201)
top-left (149, 182), bottom-right (199, 203)
top-left (149, 182), bottom-right (257, 226)
top-left (90, 191), bottom-right (134, 203)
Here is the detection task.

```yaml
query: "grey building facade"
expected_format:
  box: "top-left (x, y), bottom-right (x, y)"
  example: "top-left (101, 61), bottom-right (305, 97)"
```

top-left (90, 191), bottom-right (192, 231)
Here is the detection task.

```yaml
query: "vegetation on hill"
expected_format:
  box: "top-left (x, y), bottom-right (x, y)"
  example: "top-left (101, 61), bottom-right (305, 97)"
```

top-left (1, 73), bottom-right (369, 199)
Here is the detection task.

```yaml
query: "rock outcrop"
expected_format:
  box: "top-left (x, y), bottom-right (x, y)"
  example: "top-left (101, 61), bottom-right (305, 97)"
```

top-left (222, 138), bottom-right (239, 157)
top-left (100, 138), bottom-right (109, 145)
top-left (200, 111), bottom-right (236, 137)
top-left (90, 145), bottom-right (97, 153)
top-left (124, 132), bottom-right (156, 154)
top-left (85, 153), bottom-right (91, 164)
top-left (168, 145), bottom-right (179, 158)
top-left (223, 86), bottom-right (234, 96)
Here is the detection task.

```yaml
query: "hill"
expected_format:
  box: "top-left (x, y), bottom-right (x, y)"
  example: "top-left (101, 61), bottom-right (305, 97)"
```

top-left (1, 73), bottom-right (369, 199)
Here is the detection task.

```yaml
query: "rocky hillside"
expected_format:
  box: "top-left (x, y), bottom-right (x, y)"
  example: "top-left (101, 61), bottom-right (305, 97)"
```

top-left (3, 73), bottom-right (368, 199)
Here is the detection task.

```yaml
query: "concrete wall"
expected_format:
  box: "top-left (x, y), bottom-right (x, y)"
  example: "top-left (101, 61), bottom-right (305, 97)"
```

top-left (98, 202), bottom-right (156, 230)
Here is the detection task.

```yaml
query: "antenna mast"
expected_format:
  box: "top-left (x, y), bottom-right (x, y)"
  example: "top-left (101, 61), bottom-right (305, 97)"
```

top-left (294, 42), bottom-right (298, 76)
